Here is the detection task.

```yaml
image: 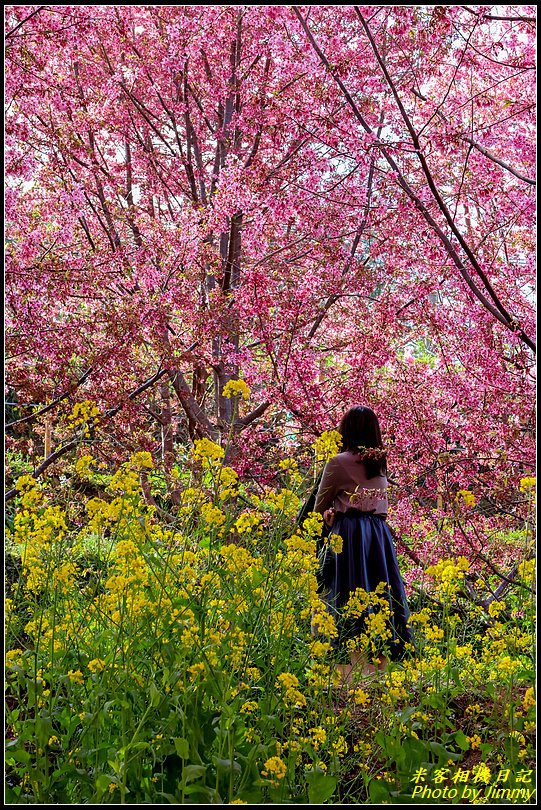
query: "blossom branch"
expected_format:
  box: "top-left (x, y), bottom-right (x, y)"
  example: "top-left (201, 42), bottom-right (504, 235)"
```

top-left (294, 6), bottom-right (536, 354)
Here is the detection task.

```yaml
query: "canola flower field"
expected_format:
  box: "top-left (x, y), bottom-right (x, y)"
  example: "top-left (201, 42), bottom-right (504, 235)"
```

top-left (4, 433), bottom-right (536, 804)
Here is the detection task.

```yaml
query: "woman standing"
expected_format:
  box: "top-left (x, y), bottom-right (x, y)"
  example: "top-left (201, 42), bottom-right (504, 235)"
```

top-left (314, 405), bottom-right (413, 679)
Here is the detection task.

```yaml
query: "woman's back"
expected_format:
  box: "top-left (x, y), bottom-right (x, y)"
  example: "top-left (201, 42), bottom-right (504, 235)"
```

top-left (314, 451), bottom-right (388, 516)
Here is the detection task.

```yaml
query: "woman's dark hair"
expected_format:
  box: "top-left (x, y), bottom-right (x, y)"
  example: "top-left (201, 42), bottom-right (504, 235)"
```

top-left (338, 405), bottom-right (387, 479)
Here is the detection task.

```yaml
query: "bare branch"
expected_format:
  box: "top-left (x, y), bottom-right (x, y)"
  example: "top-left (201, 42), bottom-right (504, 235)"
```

top-left (7, 367), bottom-right (93, 429)
top-left (293, 7), bottom-right (535, 353)
top-left (5, 368), bottom-right (169, 502)
top-left (5, 5), bottom-right (46, 38)
top-left (236, 400), bottom-right (271, 427)
top-left (460, 6), bottom-right (536, 24)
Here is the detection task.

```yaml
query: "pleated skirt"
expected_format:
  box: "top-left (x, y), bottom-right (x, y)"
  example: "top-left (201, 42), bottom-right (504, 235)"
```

top-left (317, 511), bottom-right (413, 660)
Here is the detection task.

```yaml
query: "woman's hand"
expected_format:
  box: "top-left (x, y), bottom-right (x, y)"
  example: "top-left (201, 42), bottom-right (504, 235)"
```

top-left (323, 508), bottom-right (335, 528)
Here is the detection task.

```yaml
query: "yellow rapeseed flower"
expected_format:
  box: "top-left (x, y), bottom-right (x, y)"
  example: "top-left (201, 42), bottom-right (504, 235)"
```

top-left (130, 451), bottom-right (154, 470)
top-left (5, 649), bottom-right (24, 669)
top-left (223, 379), bottom-right (251, 400)
top-left (351, 688), bottom-right (370, 707)
top-left (517, 558), bottom-right (536, 582)
top-left (519, 476), bottom-right (536, 492)
top-left (262, 756), bottom-right (287, 786)
top-left (488, 600), bottom-right (506, 618)
top-left (193, 438), bottom-right (225, 466)
top-left (201, 503), bottom-right (226, 532)
top-left (240, 701), bottom-right (258, 714)
top-left (234, 511), bottom-right (262, 535)
top-left (523, 687), bottom-right (535, 712)
top-left (88, 658), bottom-right (106, 673)
top-left (308, 727), bottom-right (327, 749)
top-left (15, 474), bottom-right (39, 493)
top-left (67, 400), bottom-right (99, 430)
top-left (314, 430), bottom-right (343, 462)
top-left (328, 533), bottom-right (343, 554)
top-left (75, 455), bottom-right (95, 478)
top-left (455, 489), bottom-right (476, 509)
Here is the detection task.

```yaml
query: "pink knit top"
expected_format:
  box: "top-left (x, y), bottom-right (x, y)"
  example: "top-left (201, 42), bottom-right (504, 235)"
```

top-left (314, 451), bottom-right (388, 517)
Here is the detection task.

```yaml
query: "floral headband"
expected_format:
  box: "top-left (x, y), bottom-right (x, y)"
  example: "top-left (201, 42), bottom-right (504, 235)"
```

top-left (355, 445), bottom-right (387, 460)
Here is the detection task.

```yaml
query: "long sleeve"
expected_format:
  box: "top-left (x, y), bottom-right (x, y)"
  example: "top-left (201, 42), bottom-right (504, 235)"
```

top-left (314, 457), bottom-right (340, 514)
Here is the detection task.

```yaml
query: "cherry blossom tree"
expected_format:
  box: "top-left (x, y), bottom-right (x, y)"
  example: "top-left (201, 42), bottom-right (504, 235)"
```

top-left (5, 5), bottom-right (536, 560)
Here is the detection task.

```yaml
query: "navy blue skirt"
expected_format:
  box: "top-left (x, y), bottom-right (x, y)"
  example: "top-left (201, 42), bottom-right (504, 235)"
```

top-left (317, 511), bottom-right (413, 660)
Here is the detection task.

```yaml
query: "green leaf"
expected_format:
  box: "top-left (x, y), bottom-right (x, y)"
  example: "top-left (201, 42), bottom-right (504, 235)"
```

top-left (95, 772), bottom-right (114, 796)
top-left (213, 756), bottom-right (242, 775)
top-left (305, 768), bottom-right (337, 804)
top-left (454, 730), bottom-right (470, 751)
top-left (5, 747), bottom-right (31, 764)
top-left (173, 737), bottom-right (189, 759)
top-left (181, 764), bottom-right (207, 785)
top-left (156, 792), bottom-right (181, 804)
top-left (397, 706), bottom-right (417, 723)
top-left (35, 715), bottom-right (53, 747)
top-left (150, 681), bottom-right (161, 707)
top-left (369, 778), bottom-right (392, 803)
top-left (427, 741), bottom-right (460, 762)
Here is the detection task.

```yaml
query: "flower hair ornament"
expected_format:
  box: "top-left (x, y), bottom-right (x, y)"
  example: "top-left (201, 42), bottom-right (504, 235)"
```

top-left (355, 445), bottom-right (387, 461)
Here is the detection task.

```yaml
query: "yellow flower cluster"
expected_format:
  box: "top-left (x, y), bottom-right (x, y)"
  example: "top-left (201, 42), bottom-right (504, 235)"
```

top-left (234, 511), bottom-right (262, 535)
top-left (494, 655), bottom-right (520, 677)
top-left (108, 465), bottom-right (141, 496)
top-left (351, 688), bottom-right (370, 707)
top-left (253, 487), bottom-right (301, 519)
top-left (409, 607), bottom-right (431, 626)
top-left (278, 457), bottom-right (302, 486)
top-left (425, 556), bottom-right (469, 598)
top-left (308, 726), bottom-right (327, 749)
top-left (328, 533), bottom-right (343, 554)
top-left (270, 609), bottom-right (298, 638)
top-left (240, 700), bottom-right (258, 715)
top-left (15, 474), bottom-right (39, 494)
top-left (52, 561), bottom-right (80, 595)
top-left (341, 584), bottom-right (394, 656)
top-left (223, 379), bottom-right (251, 400)
top-left (487, 599), bottom-right (506, 618)
top-left (88, 658), bottom-right (106, 673)
top-left (284, 533), bottom-right (316, 557)
top-left (193, 437), bottom-right (225, 468)
top-left (275, 672), bottom-right (307, 708)
top-left (15, 475), bottom-right (44, 510)
top-left (523, 687), bottom-right (535, 712)
top-left (302, 511), bottom-right (324, 538)
top-left (424, 623), bottom-right (445, 642)
top-left (129, 451), bottom-right (154, 470)
top-left (200, 503), bottom-right (226, 533)
top-left (454, 489), bottom-right (476, 509)
top-left (15, 500), bottom-right (68, 594)
top-left (314, 429), bottom-right (343, 462)
top-left (261, 755), bottom-right (287, 786)
top-left (216, 465), bottom-right (238, 499)
top-left (84, 495), bottom-right (141, 536)
top-left (517, 558), bottom-right (535, 582)
top-left (75, 455), bottom-right (95, 478)
top-left (310, 605), bottom-right (338, 639)
top-left (67, 400), bottom-right (99, 430)
top-left (467, 734), bottom-right (482, 750)
top-left (519, 476), bottom-right (536, 492)
top-left (219, 544), bottom-right (257, 574)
